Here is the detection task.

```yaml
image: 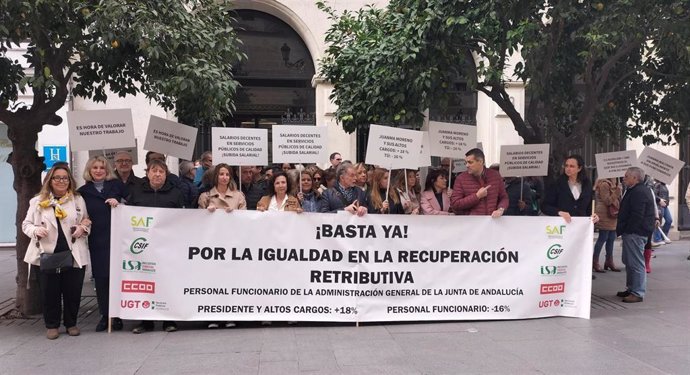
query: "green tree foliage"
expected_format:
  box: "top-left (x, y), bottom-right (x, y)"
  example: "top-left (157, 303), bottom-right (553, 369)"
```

top-left (0, 0), bottom-right (243, 315)
top-left (319, 0), bottom-right (690, 169)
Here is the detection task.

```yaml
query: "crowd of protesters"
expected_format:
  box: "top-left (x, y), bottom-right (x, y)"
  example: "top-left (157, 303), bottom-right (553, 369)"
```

top-left (22, 147), bottom-right (685, 339)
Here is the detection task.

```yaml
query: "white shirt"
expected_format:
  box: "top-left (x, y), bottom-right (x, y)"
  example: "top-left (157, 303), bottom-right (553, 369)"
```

top-left (268, 195), bottom-right (288, 211)
top-left (568, 181), bottom-right (582, 200)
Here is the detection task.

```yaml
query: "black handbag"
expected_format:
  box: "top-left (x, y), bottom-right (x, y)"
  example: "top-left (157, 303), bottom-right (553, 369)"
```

top-left (40, 251), bottom-right (74, 273)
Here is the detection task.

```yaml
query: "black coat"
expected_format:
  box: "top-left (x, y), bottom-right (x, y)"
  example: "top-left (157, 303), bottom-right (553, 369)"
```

top-left (542, 176), bottom-right (593, 217)
top-left (504, 179), bottom-right (537, 216)
top-left (322, 185), bottom-right (368, 213)
top-left (617, 182), bottom-right (656, 237)
top-left (126, 178), bottom-right (185, 209)
top-left (77, 179), bottom-right (128, 278)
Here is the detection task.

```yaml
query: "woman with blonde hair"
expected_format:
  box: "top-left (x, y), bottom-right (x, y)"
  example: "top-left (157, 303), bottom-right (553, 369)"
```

top-left (23, 164), bottom-right (91, 339)
top-left (353, 162), bottom-right (369, 192)
top-left (393, 169), bottom-right (420, 215)
top-left (367, 168), bottom-right (404, 214)
top-left (297, 169), bottom-right (327, 212)
top-left (77, 155), bottom-right (127, 332)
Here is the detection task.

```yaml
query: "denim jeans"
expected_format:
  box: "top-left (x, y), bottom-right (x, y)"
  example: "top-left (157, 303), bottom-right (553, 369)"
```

top-left (621, 233), bottom-right (647, 298)
top-left (653, 207), bottom-right (672, 241)
top-left (593, 230), bottom-right (617, 260)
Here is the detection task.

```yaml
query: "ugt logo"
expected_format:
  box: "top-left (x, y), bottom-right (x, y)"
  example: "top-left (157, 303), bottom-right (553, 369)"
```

top-left (546, 244), bottom-right (564, 260)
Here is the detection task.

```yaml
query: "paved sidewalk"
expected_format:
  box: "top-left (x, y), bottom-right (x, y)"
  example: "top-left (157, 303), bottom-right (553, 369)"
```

top-left (1, 240), bottom-right (689, 374)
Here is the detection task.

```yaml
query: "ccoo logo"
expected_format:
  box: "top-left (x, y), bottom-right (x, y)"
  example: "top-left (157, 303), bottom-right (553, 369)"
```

top-left (121, 280), bottom-right (155, 294)
top-left (540, 282), bottom-right (565, 294)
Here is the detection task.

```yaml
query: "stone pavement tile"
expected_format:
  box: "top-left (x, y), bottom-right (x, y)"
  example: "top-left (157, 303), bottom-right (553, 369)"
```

top-left (619, 345), bottom-right (690, 375)
top-left (652, 309), bottom-right (690, 327)
top-left (494, 337), bottom-right (667, 374)
top-left (383, 321), bottom-right (482, 334)
top-left (293, 332), bottom-right (333, 351)
top-left (476, 319), bottom-right (581, 342)
top-left (325, 324), bottom-right (392, 342)
top-left (261, 348), bottom-right (299, 362)
top-left (0, 325), bottom-right (40, 356)
top-left (339, 364), bottom-right (421, 375)
top-left (259, 360), bottom-right (299, 375)
top-left (333, 339), bottom-right (409, 367)
top-left (297, 350), bottom-right (340, 372)
top-left (136, 351), bottom-right (260, 375)
top-left (151, 328), bottom-right (263, 354)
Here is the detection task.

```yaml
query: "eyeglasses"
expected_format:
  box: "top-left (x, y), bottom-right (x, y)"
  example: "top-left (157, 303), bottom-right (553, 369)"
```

top-left (335, 158), bottom-right (342, 161)
top-left (51, 176), bottom-right (70, 182)
top-left (115, 159), bottom-right (132, 164)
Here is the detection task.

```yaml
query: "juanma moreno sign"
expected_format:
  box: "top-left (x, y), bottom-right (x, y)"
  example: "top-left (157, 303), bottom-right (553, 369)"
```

top-left (109, 206), bottom-right (593, 322)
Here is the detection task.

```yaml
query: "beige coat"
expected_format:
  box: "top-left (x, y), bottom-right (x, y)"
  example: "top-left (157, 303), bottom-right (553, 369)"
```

top-left (256, 195), bottom-right (302, 212)
top-left (197, 187), bottom-right (247, 210)
top-left (22, 195), bottom-right (91, 267)
top-left (594, 178), bottom-right (621, 231)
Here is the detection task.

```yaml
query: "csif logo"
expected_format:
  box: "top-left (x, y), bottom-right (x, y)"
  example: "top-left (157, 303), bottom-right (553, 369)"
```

top-left (546, 225), bottom-right (566, 238)
top-left (546, 244), bottom-right (564, 260)
top-left (540, 282), bottom-right (565, 294)
top-left (121, 280), bottom-right (155, 294)
top-left (131, 216), bottom-right (153, 232)
top-left (129, 237), bottom-right (149, 255)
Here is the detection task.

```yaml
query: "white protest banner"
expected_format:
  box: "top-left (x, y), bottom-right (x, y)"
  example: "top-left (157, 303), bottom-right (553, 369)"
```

top-left (428, 121), bottom-right (477, 158)
top-left (212, 127), bottom-right (268, 166)
top-left (419, 131), bottom-right (431, 167)
top-left (67, 109), bottom-right (135, 151)
top-left (499, 144), bottom-right (550, 177)
top-left (365, 124), bottom-right (423, 169)
top-left (88, 139), bottom-right (139, 165)
top-left (110, 206), bottom-right (592, 322)
top-left (594, 150), bottom-right (637, 179)
top-left (638, 147), bottom-right (685, 185)
top-left (271, 125), bottom-right (328, 164)
top-left (143, 116), bottom-right (197, 160)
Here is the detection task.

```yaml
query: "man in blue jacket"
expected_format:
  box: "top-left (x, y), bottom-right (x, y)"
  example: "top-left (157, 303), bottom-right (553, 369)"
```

top-left (616, 167), bottom-right (656, 303)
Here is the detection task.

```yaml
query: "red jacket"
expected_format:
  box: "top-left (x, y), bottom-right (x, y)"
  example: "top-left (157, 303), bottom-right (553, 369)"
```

top-left (451, 168), bottom-right (509, 215)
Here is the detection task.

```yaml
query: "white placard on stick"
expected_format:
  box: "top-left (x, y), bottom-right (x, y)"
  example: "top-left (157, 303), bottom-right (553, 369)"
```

top-left (365, 124), bottom-right (423, 169)
top-left (499, 143), bottom-right (550, 177)
top-left (212, 127), bottom-right (268, 166)
top-left (88, 139), bottom-right (139, 165)
top-left (271, 125), bottom-right (328, 164)
top-left (594, 150), bottom-right (637, 179)
top-left (419, 131), bottom-right (431, 168)
top-left (143, 116), bottom-right (197, 160)
top-left (638, 147), bottom-right (685, 185)
top-left (428, 121), bottom-right (477, 158)
top-left (67, 109), bottom-right (135, 151)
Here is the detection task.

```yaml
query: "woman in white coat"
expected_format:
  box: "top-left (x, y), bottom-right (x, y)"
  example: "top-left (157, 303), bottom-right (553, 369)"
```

top-left (22, 163), bottom-right (91, 340)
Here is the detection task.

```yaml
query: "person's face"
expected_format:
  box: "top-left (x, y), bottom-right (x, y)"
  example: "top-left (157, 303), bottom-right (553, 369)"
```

top-left (301, 173), bottom-right (313, 191)
top-left (407, 171), bottom-right (417, 187)
top-left (202, 155), bottom-right (213, 169)
top-left (114, 154), bottom-right (133, 174)
top-left (274, 175), bottom-right (288, 195)
top-left (434, 174), bottom-right (447, 191)
top-left (440, 159), bottom-right (451, 171)
top-left (90, 161), bottom-right (107, 182)
top-left (149, 152), bottom-right (165, 162)
top-left (465, 155), bottom-right (484, 176)
top-left (378, 172), bottom-right (390, 189)
top-left (313, 173), bottom-right (322, 186)
top-left (147, 165), bottom-right (167, 188)
top-left (356, 168), bottom-right (367, 185)
top-left (282, 163), bottom-right (291, 172)
top-left (564, 158), bottom-right (582, 180)
top-left (340, 167), bottom-right (356, 188)
top-left (331, 154), bottom-right (342, 167)
top-left (241, 166), bottom-right (254, 183)
top-left (50, 169), bottom-right (70, 196)
top-left (623, 171), bottom-right (638, 187)
top-left (217, 167), bottom-right (231, 188)
top-left (265, 169), bottom-right (273, 179)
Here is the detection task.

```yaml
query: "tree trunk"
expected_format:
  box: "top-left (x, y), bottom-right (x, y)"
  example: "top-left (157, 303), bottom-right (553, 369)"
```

top-left (8, 120), bottom-right (44, 316)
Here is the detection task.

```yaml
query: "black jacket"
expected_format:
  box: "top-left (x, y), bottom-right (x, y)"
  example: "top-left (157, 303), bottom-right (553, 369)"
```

top-left (126, 178), bottom-right (185, 208)
top-left (617, 182), bottom-right (656, 237)
top-left (77, 179), bottom-right (128, 277)
top-left (542, 176), bottom-right (592, 217)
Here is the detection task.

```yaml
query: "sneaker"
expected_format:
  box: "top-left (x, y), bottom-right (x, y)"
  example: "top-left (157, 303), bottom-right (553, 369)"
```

top-left (207, 322), bottom-right (220, 329)
top-left (664, 239), bottom-right (672, 244)
top-left (651, 241), bottom-right (664, 247)
top-left (163, 322), bottom-right (178, 332)
top-left (224, 321), bottom-right (236, 328)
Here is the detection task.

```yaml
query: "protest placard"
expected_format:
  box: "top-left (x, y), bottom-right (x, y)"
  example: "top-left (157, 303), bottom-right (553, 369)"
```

top-left (88, 139), bottom-right (139, 165)
top-left (67, 109), bottom-right (135, 151)
top-left (143, 116), bottom-right (197, 160)
top-left (499, 144), bottom-right (550, 177)
top-left (594, 150), bottom-right (637, 179)
top-left (271, 125), bottom-right (327, 164)
top-left (638, 147), bottom-right (685, 185)
top-left (212, 127), bottom-right (268, 166)
top-left (428, 121), bottom-right (477, 158)
top-left (365, 125), bottom-right (423, 169)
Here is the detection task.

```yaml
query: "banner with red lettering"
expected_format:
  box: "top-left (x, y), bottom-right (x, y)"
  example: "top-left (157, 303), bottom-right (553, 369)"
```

top-left (109, 207), bottom-right (593, 322)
